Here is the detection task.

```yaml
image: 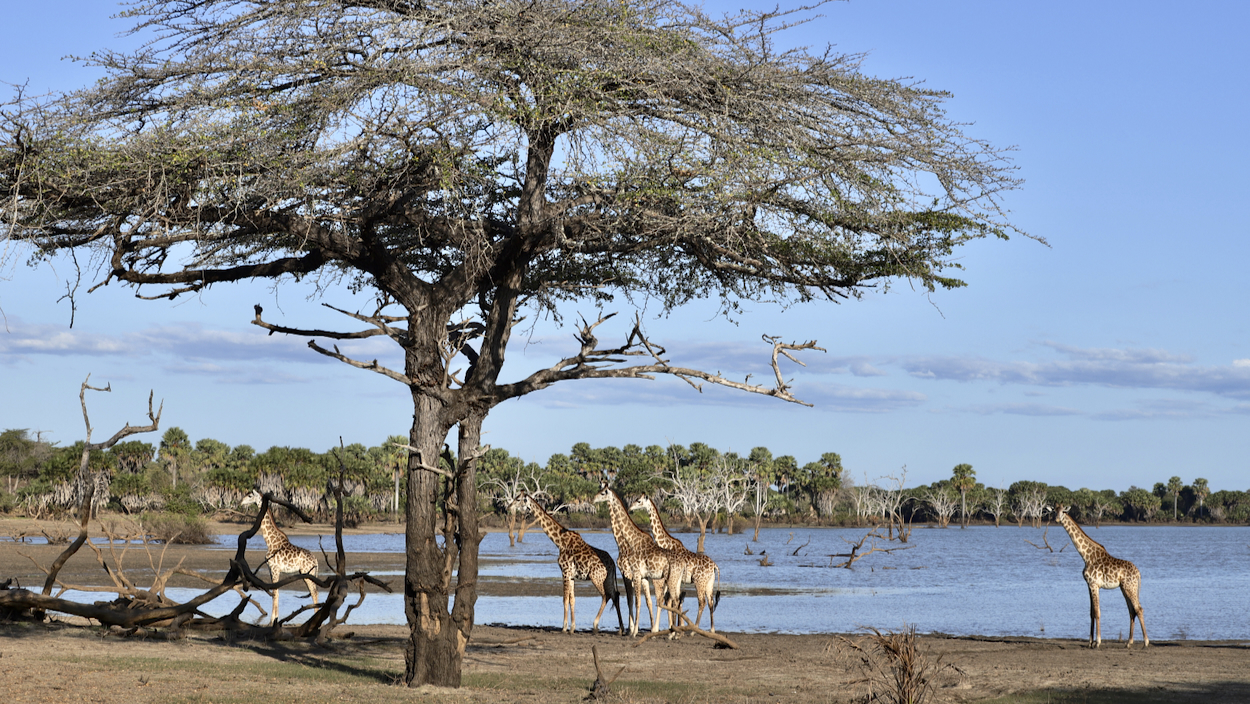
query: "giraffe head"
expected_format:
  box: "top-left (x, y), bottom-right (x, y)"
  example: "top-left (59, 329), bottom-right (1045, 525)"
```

top-left (628, 495), bottom-right (655, 514)
top-left (515, 490), bottom-right (535, 515)
top-left (591, 482), bottom-right (614, 506)
top-left (240, 489), bottom-right (263, 509)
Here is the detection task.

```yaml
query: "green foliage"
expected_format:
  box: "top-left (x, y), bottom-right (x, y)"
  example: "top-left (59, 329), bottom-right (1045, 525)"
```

top-left (109, 471), bottom-right (149, 498)
top-left (0, 428), bottom-right (53, 482)
top-left (203, 466), bottom-right (252, 492)
top-left (160, 484), bottom-right (201, 517)
top-left (1120, 486), bottom-right (1162, 522)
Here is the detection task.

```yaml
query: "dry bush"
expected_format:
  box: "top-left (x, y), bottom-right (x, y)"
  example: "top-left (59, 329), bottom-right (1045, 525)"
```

top-left (140, 513), bottom-right (215, 544)
top-left (843, 624), bottom-right (960, 704)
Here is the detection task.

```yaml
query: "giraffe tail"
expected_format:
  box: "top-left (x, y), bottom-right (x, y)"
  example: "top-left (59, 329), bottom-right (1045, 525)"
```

top-left (711, 564), bottom-right (722, 613)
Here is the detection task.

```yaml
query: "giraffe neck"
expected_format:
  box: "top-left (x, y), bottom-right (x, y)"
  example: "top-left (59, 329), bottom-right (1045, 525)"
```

top-left (1057, 512), bottom-right (1105, 564)
top-left (259, 510), bottom-right (291, 552)
top-left (645, 501), bottom-right (680, 549)
top-left (529, 501), bottom-right (572, 549)
top-left (605, 490), bottom-right (648, 549)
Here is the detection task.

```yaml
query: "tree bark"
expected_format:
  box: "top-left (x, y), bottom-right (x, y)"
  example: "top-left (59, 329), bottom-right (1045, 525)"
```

top-left (403, 390), bottom-right (457, 686)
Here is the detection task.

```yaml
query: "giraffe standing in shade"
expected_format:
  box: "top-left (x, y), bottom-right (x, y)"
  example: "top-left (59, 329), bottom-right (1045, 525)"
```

top-left (1054, 504), bottom-right (1149, 648)
top-left (518, 491), bottom-right (627, 634)
top-left (629, 495), bottom-right (721, 632)
top-left (241, 491), bottom-right (320, 625)
top-left (592, 483), bottom-right (674, 637)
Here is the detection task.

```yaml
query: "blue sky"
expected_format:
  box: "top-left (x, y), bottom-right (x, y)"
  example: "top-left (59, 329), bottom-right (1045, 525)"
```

top-left (2, 1), bottom-right (1248, 492)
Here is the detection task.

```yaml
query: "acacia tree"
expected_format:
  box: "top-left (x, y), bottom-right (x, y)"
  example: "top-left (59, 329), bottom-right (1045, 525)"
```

top-left (2, 0), bottom-right (1023, 686)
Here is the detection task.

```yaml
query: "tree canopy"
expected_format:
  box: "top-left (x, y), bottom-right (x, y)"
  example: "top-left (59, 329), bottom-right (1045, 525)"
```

top-left (2, 0), bottom-right (1026, 687)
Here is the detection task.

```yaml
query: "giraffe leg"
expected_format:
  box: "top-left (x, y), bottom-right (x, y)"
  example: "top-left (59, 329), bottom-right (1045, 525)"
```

top-left (631, 576), bottom-right (646, 637)
top-left (1123, 584), bottom-right (1148, 648)
top-left (305, 577), bottom-right (319, 606)
top-left (1088, 583), bottom-right (1101, 648)
top-left (623, 575), bottom-right (638, 636)
top-left (694, 571), bottom-right (714, 633)
top-left (270, 567), bottom-right (281, 626)
top-left (591, 569), bottom-right (609, 634)
top-left (642, 578), bottom-right (658, 634)
top-left (563, 575), bottom-right (575, 633)
top-left (618, 575), bottom-right (632, 636)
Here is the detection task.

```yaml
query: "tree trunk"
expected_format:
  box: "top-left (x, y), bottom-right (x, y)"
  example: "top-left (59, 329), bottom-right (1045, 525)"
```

top-left (752, 515), bottom-right (762, 542)
top-left (696, 516), bottom-right (709, 553)
top-left (449, 414), bottom-right (483, 683)
top-left (403, 391), bottom-right (460, 687)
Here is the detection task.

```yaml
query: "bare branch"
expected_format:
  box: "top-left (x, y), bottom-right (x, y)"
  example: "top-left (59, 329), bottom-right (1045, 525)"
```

top-left (307, 340), bottom-right (411, 385)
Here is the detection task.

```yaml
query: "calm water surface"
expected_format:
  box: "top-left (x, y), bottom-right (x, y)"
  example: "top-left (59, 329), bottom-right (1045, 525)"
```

top-left (65, 525), bottom-right (1250, 640)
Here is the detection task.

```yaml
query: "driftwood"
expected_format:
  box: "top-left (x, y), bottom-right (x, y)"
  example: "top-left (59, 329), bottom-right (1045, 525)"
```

top-left (825, 531), bottom-right (916, 569)
top-left (1024, 524), bottom-right (1070, 553)
top-left (790, 537), bottom-right (811, 557)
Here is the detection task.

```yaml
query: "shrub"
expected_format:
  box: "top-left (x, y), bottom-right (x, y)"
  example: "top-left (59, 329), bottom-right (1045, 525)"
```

top-left (141, 512), bottom-right (214, 544)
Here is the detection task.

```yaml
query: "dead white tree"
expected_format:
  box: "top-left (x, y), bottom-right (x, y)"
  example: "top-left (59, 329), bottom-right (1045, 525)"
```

top-left (748, 468), bottom-right (772, 542)
top-left (714, 459), bottom-right (750, 536)
top-left (665, 464), bottom-right (718, 553)
top-left (982, 486), bottom-right (1009, 528)
top-left (483, 463), bottom-right (549, 547)
top-left (924, 487), bottom-right (958, 528)
top-left (878, 469), bottom-right (914, 543)
top-left (1021, 488), bottom-right (1049, 528)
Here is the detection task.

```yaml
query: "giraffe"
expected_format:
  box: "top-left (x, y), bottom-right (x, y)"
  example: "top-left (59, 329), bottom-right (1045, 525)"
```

top-left (1053, 504), bottom-right (1149, 648)
top-left (518, 491), bottom-right (627, 634)
top-left (240, 491), bottom-right (320, 625)
top-left (592, 483), bottom-right (674, 637)
top-left (629, 494), bottom-right (721, 632)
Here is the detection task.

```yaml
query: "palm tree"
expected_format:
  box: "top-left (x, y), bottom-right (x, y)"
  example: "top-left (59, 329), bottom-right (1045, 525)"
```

top-left (1167, 476), bottom-right (1183, 521)
top-left (951, 463), bottom-right (976, 528)
top-left (1192, 478), bottom-right (1210, 519)
top-left (159, 427), bottom-right (191, 490)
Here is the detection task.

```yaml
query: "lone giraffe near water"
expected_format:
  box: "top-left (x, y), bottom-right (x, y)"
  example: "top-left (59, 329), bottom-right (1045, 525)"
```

top-left (592, 483), bottom-right (674, 637)
top-left (1053, 504), bottom-right (1149, 648)
top-left (241, 491), bottom-right (320, 625)
top-left (629, 494), bottom-right (721, 632)
top-left (517, 491), bottom-right (627, 634)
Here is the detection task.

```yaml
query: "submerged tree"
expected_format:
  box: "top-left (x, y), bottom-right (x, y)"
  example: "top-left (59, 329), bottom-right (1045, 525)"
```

top-left (2, 0), bottom-right (1026, 686)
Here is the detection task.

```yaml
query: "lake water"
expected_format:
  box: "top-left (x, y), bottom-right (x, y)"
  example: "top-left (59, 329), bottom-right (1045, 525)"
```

top-left (58, 524), bottom-right (1250, 641)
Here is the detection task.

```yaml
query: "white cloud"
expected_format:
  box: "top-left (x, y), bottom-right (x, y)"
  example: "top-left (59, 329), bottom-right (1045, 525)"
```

top-left (963, 403), bottom-right (1083, 417)
top-left (899, 344), bottom-right (1250, 400)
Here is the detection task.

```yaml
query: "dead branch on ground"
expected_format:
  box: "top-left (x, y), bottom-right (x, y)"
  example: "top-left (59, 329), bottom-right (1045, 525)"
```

top-left (635, 603), bottom-right (740, 650)
top-left (587, 644), bottom-right (627, 700)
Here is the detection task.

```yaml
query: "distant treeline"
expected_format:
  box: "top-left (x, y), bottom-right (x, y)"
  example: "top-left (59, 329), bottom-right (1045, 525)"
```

top-left (1, 427), bottom-right (1245, 526)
